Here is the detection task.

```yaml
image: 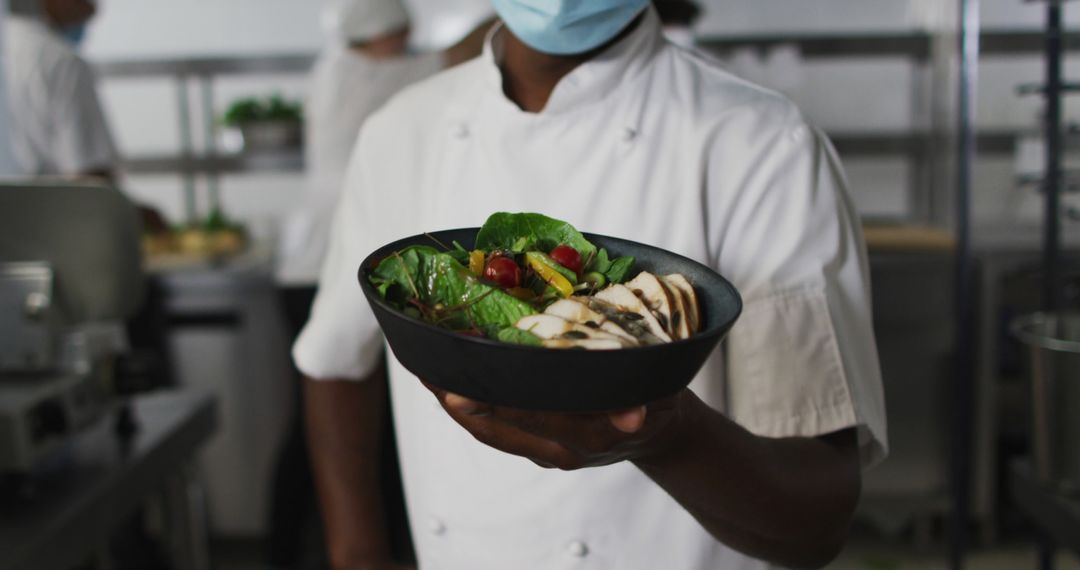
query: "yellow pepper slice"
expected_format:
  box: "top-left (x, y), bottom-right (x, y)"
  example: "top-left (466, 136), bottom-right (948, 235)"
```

top-left (469, 250), bottom-right (485, 275)
top-left (525, 252), bottom-right (574, 298)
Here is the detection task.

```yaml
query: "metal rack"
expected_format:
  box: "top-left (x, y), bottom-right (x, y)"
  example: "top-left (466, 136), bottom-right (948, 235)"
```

top-left (699, 28), bottom-right (1080, 227)
top-left (92, 30), bottom-right (1080, 225)
top-left (96, 55), bottom-right (313, 223)
top-left (1006, 2), bottom-right (1080, 569)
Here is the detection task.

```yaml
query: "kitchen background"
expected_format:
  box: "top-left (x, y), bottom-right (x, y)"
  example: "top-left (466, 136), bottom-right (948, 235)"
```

top-left (47, 0), bottom-right (1080, 567)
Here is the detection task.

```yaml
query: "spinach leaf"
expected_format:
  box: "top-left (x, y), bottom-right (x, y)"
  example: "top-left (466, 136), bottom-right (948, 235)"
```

top-left (370, 246), bottom-right (435, 300)
top-left (369, 246), bottom-right (536, 330)
top-left (447, 240), bottom-right (470, 266)
top-left (605, 256), bottom-right (635, 284)
top-left (475, 213), bottom-right (597, 259)
top-left (587, 248), bottom-right (612, 274)
top-left (495, 327), bottom-right (543, 347)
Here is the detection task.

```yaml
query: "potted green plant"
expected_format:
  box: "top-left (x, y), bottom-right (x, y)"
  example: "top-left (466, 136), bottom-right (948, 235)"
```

top-left (221, 94), bottom-right (303, 150)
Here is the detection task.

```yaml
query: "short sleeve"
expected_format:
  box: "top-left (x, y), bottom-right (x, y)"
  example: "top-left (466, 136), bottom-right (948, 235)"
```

top-left (49, 57), bottom-right (118, 174)
top-left (291, 127), bottom-right (386, 381)
top-left (709, 105), bottom-right (887, 468)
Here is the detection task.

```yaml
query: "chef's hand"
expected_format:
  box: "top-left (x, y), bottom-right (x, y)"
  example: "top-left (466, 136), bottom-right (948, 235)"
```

top-left (423, 383), bottom-right (693, 469)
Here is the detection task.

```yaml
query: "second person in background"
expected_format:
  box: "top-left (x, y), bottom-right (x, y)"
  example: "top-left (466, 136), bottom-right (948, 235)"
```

top-left (268, 1), bottom-right (492, 568)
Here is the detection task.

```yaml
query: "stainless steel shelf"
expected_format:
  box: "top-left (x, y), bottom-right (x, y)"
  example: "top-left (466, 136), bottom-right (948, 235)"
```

top-left (831, 130), bottom-right (1017, 156)
top-left (121, 149), bottom-right (303, 176)
top-left (90, 28), bottom-right (1080, 82)
top-left (96, 54), bottom-right (314, 78)
top-left (698, 33), bottom-right (932, 59)
top-left (117, 132), bottom-right (1024, 177)
top-left (697, 29), bottom-right (1080, 59)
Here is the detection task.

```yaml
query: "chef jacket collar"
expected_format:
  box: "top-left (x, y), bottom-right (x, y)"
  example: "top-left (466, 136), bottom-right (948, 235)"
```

top-left (480, 6), bottom-right (664, 117)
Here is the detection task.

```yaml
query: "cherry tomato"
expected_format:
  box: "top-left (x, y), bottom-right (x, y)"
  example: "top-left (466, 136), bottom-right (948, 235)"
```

top-left (549, 244), bottom-right (583, 274)
top-left (484, 255), bottom-right (521, 288)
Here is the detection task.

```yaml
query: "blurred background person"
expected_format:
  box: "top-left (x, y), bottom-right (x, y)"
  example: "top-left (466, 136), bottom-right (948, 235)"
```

top-left (268, 1), bottom-right (491, 567)
top-left (3, 0), bottom-right (117, 181)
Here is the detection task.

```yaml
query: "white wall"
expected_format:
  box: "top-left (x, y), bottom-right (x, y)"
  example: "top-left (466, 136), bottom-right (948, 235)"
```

top-left (80, 0), bottom-right (1080, 227)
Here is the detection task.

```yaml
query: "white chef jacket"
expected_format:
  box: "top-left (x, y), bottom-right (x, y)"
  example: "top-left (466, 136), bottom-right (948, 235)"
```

top-left (294, 7), bottom-right (887, 570)
top-left (275, 46), bottom-right (443, 285)
top-left (1, 15), bottom-right (117, 176)
top-left (0, 9), bottom-right (20, 175)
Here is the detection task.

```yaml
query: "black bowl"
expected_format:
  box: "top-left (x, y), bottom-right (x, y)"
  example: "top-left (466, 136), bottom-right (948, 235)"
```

top-left (358, 228), bottom-right (742, 412)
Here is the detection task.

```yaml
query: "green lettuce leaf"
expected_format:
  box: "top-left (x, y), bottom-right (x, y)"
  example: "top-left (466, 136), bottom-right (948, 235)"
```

top-left (588, 248), bottom-right (612, 274)
top-left (369, 246), bottom-right (536, 331)
top-left (495, 327), bottom-right (543, 347)
top-left (475, 212), bottom-right (597, 259)
top-left (605, 255), bottom-right (635, 284)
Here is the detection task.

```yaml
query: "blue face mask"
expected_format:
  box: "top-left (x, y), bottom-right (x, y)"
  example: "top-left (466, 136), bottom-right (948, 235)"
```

top-left (60, 24), bottom-right (87, 47)
top-left (492, 0), bottom-right (650, 55)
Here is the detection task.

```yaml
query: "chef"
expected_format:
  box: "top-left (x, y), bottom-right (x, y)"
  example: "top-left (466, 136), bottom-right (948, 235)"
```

top-left (2, 0), bottom-right (117, 180)
top-left (294, 1), bottom-right (888, 569)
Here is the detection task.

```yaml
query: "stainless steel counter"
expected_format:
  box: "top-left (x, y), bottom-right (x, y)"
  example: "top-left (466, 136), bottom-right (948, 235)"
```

top-left (0, 389), bottom-right (217, 570)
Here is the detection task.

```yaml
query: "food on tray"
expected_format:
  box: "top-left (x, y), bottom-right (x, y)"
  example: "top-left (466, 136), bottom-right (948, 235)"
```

top-left (141, 207), bottom-right (247, 259)
top-left (368, 213), bottom-right (700, 349)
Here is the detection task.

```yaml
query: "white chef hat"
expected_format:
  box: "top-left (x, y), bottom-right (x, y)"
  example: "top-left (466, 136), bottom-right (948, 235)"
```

top-left (322, 0), bottom-right (409, 43)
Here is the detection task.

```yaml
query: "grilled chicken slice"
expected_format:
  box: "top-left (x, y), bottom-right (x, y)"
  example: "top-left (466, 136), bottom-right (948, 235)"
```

top-left (583, 298), bottom-right (666, 346)
top-left (658, 278), bottom-right (691, 339)
top-left (543, 299), bottom-right (638, 343)
top-left (593, 284), bottom-right (672, 342)
top-left (515, 314), bottom-right (634, 347)
top-left (625, 272), bottom-right (678, 336)
top-left (663, 273), bottom-right (700, 335)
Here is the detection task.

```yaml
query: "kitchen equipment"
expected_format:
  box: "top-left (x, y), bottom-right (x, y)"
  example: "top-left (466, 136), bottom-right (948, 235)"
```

top-left (0, 262), bottom-right (56, 372)
top-left (1012, 312), bottom-right (1080, 495)
top-left (0, 181), bottom-right (143, 472)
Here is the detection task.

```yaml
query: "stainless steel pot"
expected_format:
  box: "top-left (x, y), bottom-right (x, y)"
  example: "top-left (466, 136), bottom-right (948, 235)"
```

top-left (1012, 312), bottom-right (1080, 495)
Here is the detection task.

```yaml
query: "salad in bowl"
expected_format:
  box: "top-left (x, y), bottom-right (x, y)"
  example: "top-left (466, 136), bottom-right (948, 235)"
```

top-left (358, 213), bottom-right (742, 412)
top-left (368, 213), bottom-right (702, 349)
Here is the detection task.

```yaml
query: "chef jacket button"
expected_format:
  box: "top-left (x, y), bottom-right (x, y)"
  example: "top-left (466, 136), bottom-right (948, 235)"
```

top-left (566, 540), bottom-right (588, 558)
top-left (621, 127), bottom-right (637, 142)
top-left (428, 517), bottom-right (446, 536)
top-left (452, 124), bottom-right (470, 139)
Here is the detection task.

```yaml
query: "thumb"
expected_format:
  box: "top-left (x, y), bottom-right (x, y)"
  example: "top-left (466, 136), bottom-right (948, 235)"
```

top-left (608, 405), bottom-right (647, 434)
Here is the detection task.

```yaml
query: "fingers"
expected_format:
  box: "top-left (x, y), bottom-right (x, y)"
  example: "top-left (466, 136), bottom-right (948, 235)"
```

top-left (440, 394), bottom-right (583, 469)
top-left (420, 380), bottom-right (681, 468)
top-left (608, 406), bottom-right (648, 434)
top-left (443, 392), bottom-right (492, 417)
top-left (479, 405), bottom-right (644, 461)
